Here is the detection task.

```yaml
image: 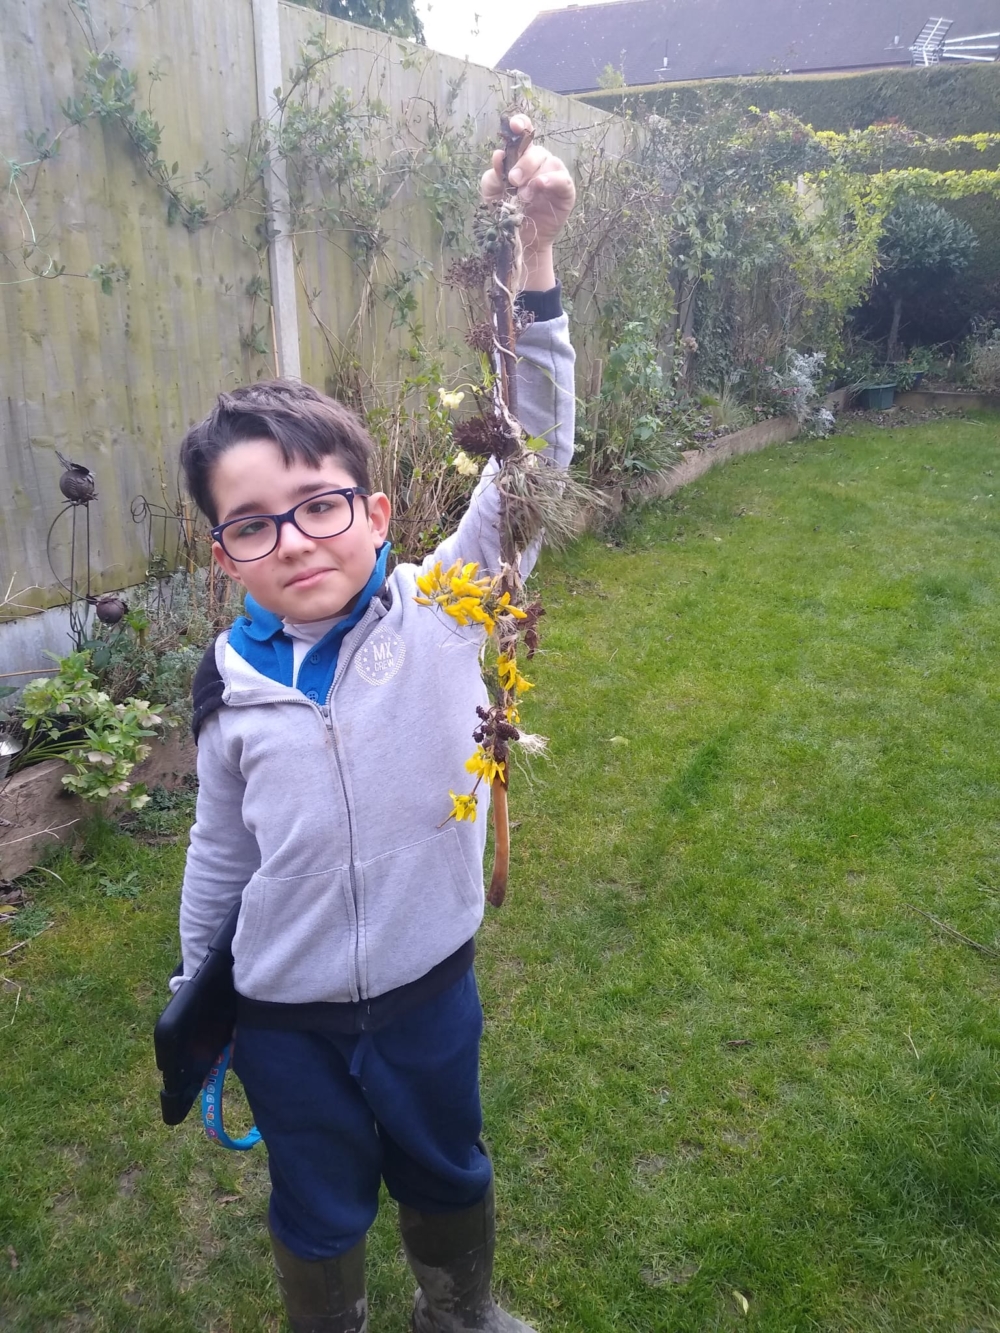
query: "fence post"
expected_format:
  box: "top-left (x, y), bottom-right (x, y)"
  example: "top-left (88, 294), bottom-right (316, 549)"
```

top-left (251, 0), bottom-right (301, 380)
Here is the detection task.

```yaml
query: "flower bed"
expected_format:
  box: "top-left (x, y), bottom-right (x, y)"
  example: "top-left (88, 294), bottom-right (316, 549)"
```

top-left (0, 730), bottom-right (195, 882)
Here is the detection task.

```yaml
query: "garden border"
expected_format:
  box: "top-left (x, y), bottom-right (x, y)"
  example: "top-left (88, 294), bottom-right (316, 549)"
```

top-left (641, 412), bottom-right (808, 503)
top-left (896, 389), bottom-right (1000, 412)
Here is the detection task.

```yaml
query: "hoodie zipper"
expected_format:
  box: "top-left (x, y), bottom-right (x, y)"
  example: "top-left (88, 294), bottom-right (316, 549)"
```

top-left (220, 600), bottom-right (384, 1004)
top-left (323, 602), bottom-right (384, 1000)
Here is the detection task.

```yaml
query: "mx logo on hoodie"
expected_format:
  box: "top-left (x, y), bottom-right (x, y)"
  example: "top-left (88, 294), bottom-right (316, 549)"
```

top-left (355, 626), bottom-right (406, 686)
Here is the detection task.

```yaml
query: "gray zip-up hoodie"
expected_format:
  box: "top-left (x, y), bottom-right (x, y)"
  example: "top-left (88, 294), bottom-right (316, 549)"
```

top-left (175, 311), bottom-right (575, 1005)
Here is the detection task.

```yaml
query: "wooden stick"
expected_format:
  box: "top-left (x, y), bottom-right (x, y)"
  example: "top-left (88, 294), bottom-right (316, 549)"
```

top-left (486, 771), bottom-right (509, 907)
top-left (485, 114), bottom-right (533, 908)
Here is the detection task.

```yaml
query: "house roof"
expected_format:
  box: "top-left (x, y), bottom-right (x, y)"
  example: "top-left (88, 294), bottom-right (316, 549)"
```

top-left (497, 0), bottom-right (1000, 93)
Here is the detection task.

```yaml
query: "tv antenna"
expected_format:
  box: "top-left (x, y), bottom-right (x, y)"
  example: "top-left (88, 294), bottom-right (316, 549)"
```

top-left (910, 17), bottom-right (1000, 64)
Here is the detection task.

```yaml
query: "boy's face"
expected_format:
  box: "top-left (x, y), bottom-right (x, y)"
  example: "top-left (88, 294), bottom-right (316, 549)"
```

top-left (209, 438), bottom-right (391, 622)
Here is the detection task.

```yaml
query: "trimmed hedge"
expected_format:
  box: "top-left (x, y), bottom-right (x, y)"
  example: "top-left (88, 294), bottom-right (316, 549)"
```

top-left (578, 64), bottom-right (1000, 136)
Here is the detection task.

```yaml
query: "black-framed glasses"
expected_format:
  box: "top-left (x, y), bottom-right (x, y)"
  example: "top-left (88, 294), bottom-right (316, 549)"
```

top-left (211, 487), bottom-right (370, 562)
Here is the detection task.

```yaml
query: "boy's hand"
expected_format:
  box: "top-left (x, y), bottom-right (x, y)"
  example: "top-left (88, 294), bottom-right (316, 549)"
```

top-left (480, 114), bottom-right (576, 291)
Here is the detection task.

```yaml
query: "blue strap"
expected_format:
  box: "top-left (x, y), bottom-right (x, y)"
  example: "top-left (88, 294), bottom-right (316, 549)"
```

top-left (201, 1044), bottom-right (261, 1151)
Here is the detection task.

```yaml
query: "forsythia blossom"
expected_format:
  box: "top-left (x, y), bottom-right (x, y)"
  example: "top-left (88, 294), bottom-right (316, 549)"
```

top-left (465, 746), bottom-right (506, 787)
top-left (448, 791), bottom-right (478, 822)
top-left (496, 654), bottom-right (533, 696)
top-left (415, 560), bottom-right (527, 635)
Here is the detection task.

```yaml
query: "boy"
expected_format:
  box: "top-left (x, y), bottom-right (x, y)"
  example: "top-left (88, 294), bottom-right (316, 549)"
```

top-left (174, 118), bottom-right (576, 1333)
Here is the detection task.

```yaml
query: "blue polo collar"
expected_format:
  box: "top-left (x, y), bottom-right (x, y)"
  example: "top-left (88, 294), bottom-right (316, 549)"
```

top-left (228, 543), bottom-right (392, 698)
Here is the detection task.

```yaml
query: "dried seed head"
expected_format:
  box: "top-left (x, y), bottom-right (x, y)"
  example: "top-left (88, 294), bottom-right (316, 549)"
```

top-left (452, 417), bottom-right (497, 460)
top-left (465, 321), bottom-right (496, 354)
top-left (447, 255), bottom-right (494, 289)
top-left (522, 601), bottom-right (546, 658)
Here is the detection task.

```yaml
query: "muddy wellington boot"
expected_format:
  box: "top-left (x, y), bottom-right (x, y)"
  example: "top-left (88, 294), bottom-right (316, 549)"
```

top-left (269, 1228), bottom-right (368, 1333)
top-left (398, 1183), bottom-right (537, 1332)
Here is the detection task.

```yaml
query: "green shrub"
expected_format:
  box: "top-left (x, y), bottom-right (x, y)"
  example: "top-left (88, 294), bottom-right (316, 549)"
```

top-left (16, 650), bottom-right (169, 809)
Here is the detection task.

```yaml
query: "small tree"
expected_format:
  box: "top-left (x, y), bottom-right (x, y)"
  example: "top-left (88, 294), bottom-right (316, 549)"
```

top-left (876, 199), bottom-right (977, 360)
top-left (287, 0), bottom-right (425, 41)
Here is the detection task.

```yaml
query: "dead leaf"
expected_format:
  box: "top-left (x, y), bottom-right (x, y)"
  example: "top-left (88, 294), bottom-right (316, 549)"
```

top-left (7, 1245), bottom-right (18, 1270)
top-left (216, 1194), bottom-right (242, 1206)
top-left (733, 1290), bottom-right (750, 1315)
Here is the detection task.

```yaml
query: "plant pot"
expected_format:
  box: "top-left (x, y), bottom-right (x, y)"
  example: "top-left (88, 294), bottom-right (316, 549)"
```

top-left (911, 371), bottom-right (925, 389)
top-left (857, 383), bottom-right (897, 410)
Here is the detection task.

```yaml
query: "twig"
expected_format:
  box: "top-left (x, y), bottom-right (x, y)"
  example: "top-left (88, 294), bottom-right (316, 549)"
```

top-left (3, 978), bottom-right (21, 1025)
top-left (905, 1028), bottom-right (920, 1060)
top-left (0, 923), bottom-right (52, 958)
top-left (904, 904), bottom-right (1000, 958)
top-left (0, 818), bottom-right (82, 848)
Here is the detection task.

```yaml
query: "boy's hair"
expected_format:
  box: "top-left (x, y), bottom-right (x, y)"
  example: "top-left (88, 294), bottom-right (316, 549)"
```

top-left (180, 378), bottom-right (374, 524)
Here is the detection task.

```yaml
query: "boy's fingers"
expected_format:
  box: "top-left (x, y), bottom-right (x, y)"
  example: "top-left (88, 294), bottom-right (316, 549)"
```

top-left (481, 140), bottom-right (575, 212)
top-left (508, 143), bottom-right (562, 187)
top-left (523, 169), bottom-right (576, 200)
top-left (506, 113), bottom-right (533, 138)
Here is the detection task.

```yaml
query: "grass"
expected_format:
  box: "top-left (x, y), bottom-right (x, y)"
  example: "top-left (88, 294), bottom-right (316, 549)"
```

top-left (3, 414), bottom-right (1000, 1331)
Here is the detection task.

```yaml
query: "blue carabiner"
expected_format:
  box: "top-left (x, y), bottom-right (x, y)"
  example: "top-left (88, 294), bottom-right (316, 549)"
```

top-left (201, 1043), bottom-right (261, 1151)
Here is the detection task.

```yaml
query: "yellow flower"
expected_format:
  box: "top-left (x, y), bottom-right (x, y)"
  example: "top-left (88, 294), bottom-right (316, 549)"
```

top-left (444, 596), bottom-right (485, 627)
top-left (438, 388), bottom-right (466, 410)
top-left (497, 654), bottom-right (533, 696)
top-left (415, 561), bottom-right (445, 597)
top-left (495, 592), bottom-right (527, 620)
top-left (505, 704), bottom-right (521, 726)
top-left (465, 746), bottom-right (505, 786)
top-left (497, 654), bottom-right (517, 692)
top-left (451, 450), bottom-right (480, 477)
top-left (448, 791), bottom-right (478, 823)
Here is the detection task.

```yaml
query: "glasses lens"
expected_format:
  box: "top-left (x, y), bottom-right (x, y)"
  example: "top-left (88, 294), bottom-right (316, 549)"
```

top-left (295, 491), bottom-right (355, 540)
top-left (223, 516), bottom-right (279, 560)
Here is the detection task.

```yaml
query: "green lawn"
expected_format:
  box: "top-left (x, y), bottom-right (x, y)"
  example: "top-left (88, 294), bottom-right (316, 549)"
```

top-left (3, 414), bottom-right (1000, 1332)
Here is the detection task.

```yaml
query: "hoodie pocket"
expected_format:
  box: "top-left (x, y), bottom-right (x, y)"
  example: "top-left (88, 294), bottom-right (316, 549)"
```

top-left (358, 825), bottom-right (484, 996)
top-left (232, 866), bottom-right (357, 1004)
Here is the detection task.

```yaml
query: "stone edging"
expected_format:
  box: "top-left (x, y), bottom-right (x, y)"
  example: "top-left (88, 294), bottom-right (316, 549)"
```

top-left (895, 389), bottom-right (1000, 413)
top-left (643, 414), bottom-right (803, 501)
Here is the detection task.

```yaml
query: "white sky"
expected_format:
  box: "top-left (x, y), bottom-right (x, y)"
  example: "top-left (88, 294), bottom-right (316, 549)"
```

top-left (415, 0), bottom-right (607, 69)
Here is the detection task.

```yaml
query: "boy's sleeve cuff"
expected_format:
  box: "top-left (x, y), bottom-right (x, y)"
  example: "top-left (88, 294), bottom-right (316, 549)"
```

top-left (516, 282), bottom-right (563, 323)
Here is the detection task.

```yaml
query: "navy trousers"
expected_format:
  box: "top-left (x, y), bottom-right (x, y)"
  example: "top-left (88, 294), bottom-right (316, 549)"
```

top-left (232, 968), bottom-right (493, 1260)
